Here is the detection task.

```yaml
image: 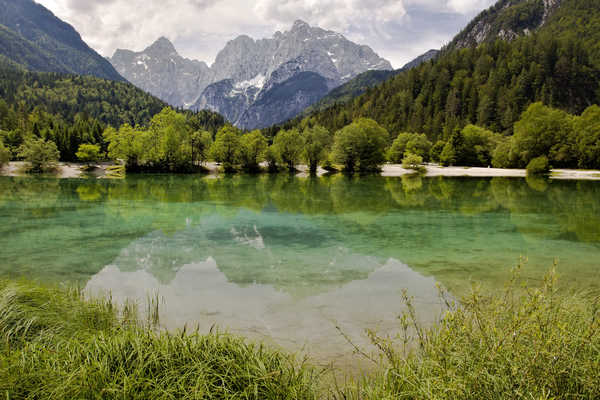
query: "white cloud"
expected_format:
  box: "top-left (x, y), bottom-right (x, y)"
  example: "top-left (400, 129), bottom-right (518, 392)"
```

top-left (35, 0), bottom-right (496, 68)
top-left (254, 0), bottom-right (407, 31)
top-left (446, 0), bottom-right (495, 14)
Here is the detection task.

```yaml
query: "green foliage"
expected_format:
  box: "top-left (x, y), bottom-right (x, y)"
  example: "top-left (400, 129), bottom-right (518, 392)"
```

top-left (491, 138), bottom-right (514, 168)
top-left (0, 60), bottom-right (165, 128)
top-left (573, 105), bottom-right (600, 169)
top-left (75, 143), bottom-right (100, 166)
top-left (239, 130), bottom-right (268, 172)
top-left (146, 107), bottom-right (193, 171)
top-left (191, 130), bottom-right (213, 166)
top-left (102, 108), bottom-right (226, 172)
top-left (0, 139), bottom-right (8, 167)
top-left (104, 124), bottom-right (144, 170)
top-left (460, 124), bottom-right (503, 166)
top-left (429, 140), bottom-right (445, 163)
top-left (277, 29), bottom-right (599, 142)
top-left (388, 133), bottom-right (432, 163)
top-left (527, 155), bottom-right (551, 175)
top-left (2, 269), bottom-right (599, 399)
top-left (448, 0), bottom-right (545, 50)
top-left (272, 128), bottom-right (304, 172)
top-left (0, 0), bottom-right (125, 81)
top-left (210, 126), bottom-right (242, 173)
top-left (343, 268), bottom-right (600, 400)
top-left (264, 146), bottom-right (280, 173)
top-left (401, 152), bottom-right (424, 172)
top-left (512, 102), bottom-right (574, 167)
top-left (302, 125), bottom-right (331, 174)
top-left (0, 280), bottom-right (318, 399)
top-left (17, 137), bottom-right (59, 172)
top-left (0, 61), bottom-right (225, 165)
top-left (439, 141), bottom-right (457, 166)
top-left (332, 118), bottom-right (389, 173)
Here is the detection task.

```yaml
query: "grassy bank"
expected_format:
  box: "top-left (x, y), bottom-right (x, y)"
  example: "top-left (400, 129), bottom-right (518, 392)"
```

top-left (1, 269), bottom-right (598, 399)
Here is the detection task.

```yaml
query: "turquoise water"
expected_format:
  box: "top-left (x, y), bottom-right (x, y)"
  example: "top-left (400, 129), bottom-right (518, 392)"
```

top-left (1, 174), bottom-right (599, 363)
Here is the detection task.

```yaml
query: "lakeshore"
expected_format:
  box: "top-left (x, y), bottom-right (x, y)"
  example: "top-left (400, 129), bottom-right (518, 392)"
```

top-left (3, 160), bottom-right (600, 180)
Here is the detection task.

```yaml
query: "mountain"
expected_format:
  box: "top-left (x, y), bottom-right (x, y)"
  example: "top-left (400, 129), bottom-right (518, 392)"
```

top-left (110, 20), bottom-right (392, 129)
top-left (447, 0), bottom-right (561, 50)
top-left (0, 0), bottom-right (124, 81)
top-left (110, 37), bottom-right (212, 108)
top-left (301, 49), bottom-right (440, 115)
top-left (275, 0), bottom-right (599, 138)
top-left (401, 49), bottom-right (439, 70)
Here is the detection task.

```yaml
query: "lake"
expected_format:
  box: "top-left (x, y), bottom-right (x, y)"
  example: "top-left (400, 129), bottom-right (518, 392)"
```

top-left (1, 174), bottom-right (599, 366)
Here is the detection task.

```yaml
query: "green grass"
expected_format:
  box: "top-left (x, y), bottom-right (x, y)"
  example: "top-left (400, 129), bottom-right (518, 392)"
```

top-left (1, 268), bottom-right (598, 399)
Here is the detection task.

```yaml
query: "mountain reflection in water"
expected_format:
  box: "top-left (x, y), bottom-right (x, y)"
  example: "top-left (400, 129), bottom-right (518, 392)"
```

top-left (87, 256), bottom-right (444, 364)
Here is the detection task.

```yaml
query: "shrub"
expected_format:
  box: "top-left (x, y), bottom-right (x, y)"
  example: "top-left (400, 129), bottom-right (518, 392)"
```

top-left (209, 126), bottom-right (241, 173)
top-left (388, 133), bottom-right (432, 163)
top-left (75, 144), bottom-right (101, 167)
top-left (239, 130), bottom-right (267, 172)
top-left (402, 152), bottom-right (424, 172)
top-left (302, 125), bottom-right (331, 174)
top-left (342, 268), bottom-right (600, 399)
top-left (527, 155), bottom-right (550, 175)
top-left (332, 118), bottom-right (389, 173)
top-left (0, 140), bottom-right (9, 168)
top-left (429, 140), bottom-right (445, 163)
top-left (439, 142), bottom-right (457, 166)
top-left (273, 128), bottom-right (303, 172)
top-left (17, 138), bottom-right (60, 172)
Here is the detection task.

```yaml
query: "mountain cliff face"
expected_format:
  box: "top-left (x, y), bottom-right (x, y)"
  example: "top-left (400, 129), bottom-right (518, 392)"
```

top-left (110, 20), bottom-right (392, 129)
top-left (448, 0), bottom-right (562, 50)
top-left (0, 0), bottom-right (124, 81)
top-left (110, 37), bottom-right (211, 107)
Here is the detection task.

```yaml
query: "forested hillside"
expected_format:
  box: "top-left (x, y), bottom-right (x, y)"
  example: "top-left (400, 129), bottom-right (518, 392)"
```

top-left (0, 61), bottom-right (226, 162)
top-left (0, 0), bottom-right (124, 81)
top-left (275, 0), bottom-right (599, 141)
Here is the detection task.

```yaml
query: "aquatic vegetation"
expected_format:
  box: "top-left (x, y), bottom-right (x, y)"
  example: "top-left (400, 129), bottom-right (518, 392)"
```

top-left (1, 269), bottom-right (598, 399)
top-left (0, 280), bottom-right (319, 399)
top-left (339, 268), bottom-right (600, 399)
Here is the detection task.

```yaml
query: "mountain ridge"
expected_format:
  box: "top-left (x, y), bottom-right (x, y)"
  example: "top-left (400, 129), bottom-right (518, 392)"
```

top-left (0, 0), bottom-right (125, 81)
top-left (110, 20), bottom-right (392, 129)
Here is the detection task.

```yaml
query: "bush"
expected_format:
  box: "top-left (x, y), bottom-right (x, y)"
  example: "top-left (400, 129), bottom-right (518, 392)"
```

top-left (0, 140), bottom-right (9, 168)
top-left (401, 152), bottom-right (424, 172)
top-left (332, 118), bottom-right (389, 173)
top-left (388, 133), bottom-right (432, 163)
top-left (429, 140), bottom-right (445, 163)
top-left (527, 155), bottom-right (551, 175)
top-left (209, 126), bottom-right (241, 173)
top-left (342, 268), bottom-right (600, 399)
top-left (239, 130), bottom-right (267, 172)
top-left (302, 125), bottom-right (331, 174)
top-left (439, 142), bottom-right (457, 166)
top-left (75, 144), bottom-right (101, 166)
top-left (17, 138), bottom-right (60, 172)
top-left (273, 128), bottom-right (303, 172)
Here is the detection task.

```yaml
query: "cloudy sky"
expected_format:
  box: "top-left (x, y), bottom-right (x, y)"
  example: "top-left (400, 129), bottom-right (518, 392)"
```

top-left (37, 0), bottom-right (496, 68)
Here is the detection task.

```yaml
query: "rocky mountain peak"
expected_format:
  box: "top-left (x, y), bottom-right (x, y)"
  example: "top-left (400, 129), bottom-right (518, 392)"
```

top-left (145, 36), bottom-right (177, 57)
top-left (291, 19), bottom-right (311, 32)
top-left (110, 20), bottom-right (392, 128)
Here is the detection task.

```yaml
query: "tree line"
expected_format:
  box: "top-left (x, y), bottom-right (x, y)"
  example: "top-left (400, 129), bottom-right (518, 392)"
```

top-left (97, 101), bottom-right (600, 175)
